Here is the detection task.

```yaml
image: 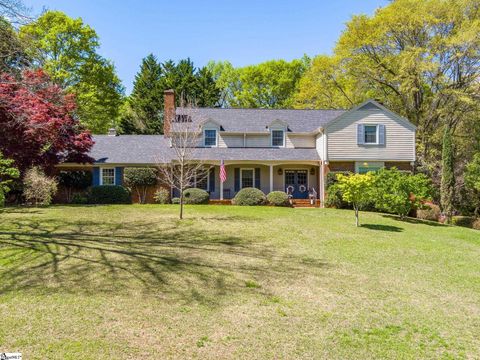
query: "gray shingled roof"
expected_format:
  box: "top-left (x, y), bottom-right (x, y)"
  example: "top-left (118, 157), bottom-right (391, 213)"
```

top-left (173, 108), bottom-right (346, 133)
top-left (90, 135), bottom-right (320, 164)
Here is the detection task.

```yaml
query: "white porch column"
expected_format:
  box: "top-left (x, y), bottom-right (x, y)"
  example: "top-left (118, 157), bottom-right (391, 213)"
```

top-left (269, 164), bottom-right (274, 193)
top-left (220, 162), bottom-right (224, 200)
top-left (320, 161), bottom-right (327, 208)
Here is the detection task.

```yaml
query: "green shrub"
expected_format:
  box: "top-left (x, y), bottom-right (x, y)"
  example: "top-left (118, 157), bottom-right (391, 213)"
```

top-left (58, 170), bottom-right (91, 189)
top-left (71, 193), bottom-right (88, 204)
top-left (326, 171), bottom-right (352, 188)
top-left (124, 167), bottom-right (157, 204)
top-left (23, 167), bottom-right (58, 206)
top-left (451, 216), bottom-right (475, 228)
top-left (154, 188), bottom-right (171, 204)
top-left (58, 170), bottom-right (92, 203)
top-left (267, 191), bottom-right (290, 206)
top-left (472, 218), bottom-right (480, 230)
top-left (172, 197), bottom-right (180, 204)
top-left (89, 185), bottom-right (131, 204)
top-left (372, 168), bottom-right (433, 218)
top-left (0, 188), bottom-right (4, 207)
top-left (183, 188), bottom-right (209, 204)
top-left (416, 203), bottom-right (441, 221)
top-left (233, 187), bottom-right (266, 206)
top-left (325, 183), bottom-right (350, 209)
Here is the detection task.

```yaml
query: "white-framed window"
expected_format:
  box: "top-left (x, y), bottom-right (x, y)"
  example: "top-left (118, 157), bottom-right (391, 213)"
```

top-left (240, 168), bottom-right (254, 189)
top-left (100, 167), bottom-right (115, 185)
top-left (364, 125), bottom-right (378, 144)
top-left (271, 129), bottom-right (285, 147)
top-left (204, 129), bottom-right (217, 147)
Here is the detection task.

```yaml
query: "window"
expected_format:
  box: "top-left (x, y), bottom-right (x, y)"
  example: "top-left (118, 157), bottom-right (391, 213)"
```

top-left (101, 168), bottom-right (115, 185)
top-left (364, 125), bottom-right (378, 144)
top-left (356, 162), bottom-right (384, 174)
top-left (358, 166), bottom-right (381, 174)
top-left (271, 130), bottom-right (285, 147)
top-left (195, 170), bottom-right (209, 191)
top-left (204, 129), bottom-right (217, 147)
top-left (240, 169), bottom-right (254, 188)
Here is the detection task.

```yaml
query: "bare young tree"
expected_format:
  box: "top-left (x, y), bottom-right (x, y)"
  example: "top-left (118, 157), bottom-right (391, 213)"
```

top-left (157, 104), bottom-right (212, 219)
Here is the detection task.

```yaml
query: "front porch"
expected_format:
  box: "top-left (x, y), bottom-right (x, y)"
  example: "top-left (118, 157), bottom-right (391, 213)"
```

top-left (206, 161), bottom-right (322, 201)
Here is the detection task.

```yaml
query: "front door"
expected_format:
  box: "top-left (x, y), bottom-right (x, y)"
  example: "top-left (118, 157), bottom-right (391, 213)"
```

top-left (285, 170), bottom-right (308, 199)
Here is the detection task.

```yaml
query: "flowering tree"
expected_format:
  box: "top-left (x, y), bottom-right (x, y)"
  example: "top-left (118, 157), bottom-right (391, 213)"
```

top-left (336, 173), bottom-right (375, 227)
top-left (0, 69), bottom-right (93, 173)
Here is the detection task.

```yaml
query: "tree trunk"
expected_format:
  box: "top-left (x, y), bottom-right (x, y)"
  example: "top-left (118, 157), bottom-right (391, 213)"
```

top-left (440, 124), bottom-right (455, 223)
top-left (179, 189), bottom-right (184, 220)
top-left (354, 205), bottom-right (359, 227)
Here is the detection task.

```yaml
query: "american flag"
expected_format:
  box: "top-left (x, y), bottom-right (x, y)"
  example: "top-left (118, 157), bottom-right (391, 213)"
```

top-left (219, 160), bottom-right (227, 183)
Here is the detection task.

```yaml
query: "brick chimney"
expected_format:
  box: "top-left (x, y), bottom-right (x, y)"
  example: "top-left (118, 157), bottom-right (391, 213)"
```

top-left (164, 89), bottom-right (175, 136)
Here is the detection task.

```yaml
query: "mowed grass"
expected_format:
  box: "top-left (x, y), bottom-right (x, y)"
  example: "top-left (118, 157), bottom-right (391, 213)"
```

top-left (0, 205), bottom-right (479, 359)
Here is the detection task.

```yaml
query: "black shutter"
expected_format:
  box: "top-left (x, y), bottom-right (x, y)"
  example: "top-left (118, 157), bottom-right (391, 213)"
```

top-left (255, 168), bottom-right (260, 189)
top-left (234, 168), bottom-right (240, 191)
top-left (209, 167), bottom-right (215, 193)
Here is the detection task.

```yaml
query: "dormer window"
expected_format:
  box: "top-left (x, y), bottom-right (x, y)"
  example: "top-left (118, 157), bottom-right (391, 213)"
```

top-left (271, 129), bottom-right (285, 147)
top-left (204, 129), bottom-right (217, 147)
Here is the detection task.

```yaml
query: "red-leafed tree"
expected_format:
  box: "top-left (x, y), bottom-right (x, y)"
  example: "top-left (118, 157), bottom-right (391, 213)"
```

top-left (0, 69), bottom-right (94, 173)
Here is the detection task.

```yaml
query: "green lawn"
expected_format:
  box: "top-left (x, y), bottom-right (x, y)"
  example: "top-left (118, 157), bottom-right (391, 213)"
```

top-left (0, 205), bottom-right (479, 359)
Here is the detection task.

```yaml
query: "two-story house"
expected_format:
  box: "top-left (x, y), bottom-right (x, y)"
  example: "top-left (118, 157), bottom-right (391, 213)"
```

top-left (60, 90), bottom-right (416, 205)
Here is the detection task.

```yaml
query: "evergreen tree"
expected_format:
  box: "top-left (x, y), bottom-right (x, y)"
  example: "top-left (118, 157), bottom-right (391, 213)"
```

top-left (121, 57), bottom-right (221, 133)
top-left (441, 125), bottom-right (455, 221)
top-left (173, 58), bottom-right (197, 104)
top-left (195, 66), bottom-right (220, 107)
top-left (127, 53), bottom-right (164, 134)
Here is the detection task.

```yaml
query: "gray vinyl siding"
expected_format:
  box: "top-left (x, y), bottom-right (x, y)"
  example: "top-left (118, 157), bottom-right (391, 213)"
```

top-left (326, 109), bottom-right (415, 161)
top-left (286, 135), bottom-right (315, 148)
top-left (217, 133), bottom-right (316, 149)
top-left (219, 134), bottom-right (244, 147)
top-left (245, 135), bottom-right (270, 148)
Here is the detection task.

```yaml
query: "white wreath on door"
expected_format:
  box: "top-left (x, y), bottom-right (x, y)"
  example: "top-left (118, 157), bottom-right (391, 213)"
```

top-left (299, 185), bottom-right (307, 193)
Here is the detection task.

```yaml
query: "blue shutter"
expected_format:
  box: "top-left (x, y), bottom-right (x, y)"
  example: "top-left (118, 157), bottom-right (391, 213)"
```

top-left (234, 168), bottom-right (240, 191)
top-left (115, 167), bottom-right (124, 186)
top-left (378, 124), bottom-right (385, 145)
top-left (92, 167), bottom-right (100, 186)
top-left (357, 124), bottom-right (364, 145)
top-left (254, 168), bottom-right (260, 189)
top-left (209, 167), bottom-right (215, 193)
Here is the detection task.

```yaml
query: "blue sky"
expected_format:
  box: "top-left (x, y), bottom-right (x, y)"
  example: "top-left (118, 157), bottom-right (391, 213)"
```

top-left (25, 0), bottom-right (387, 93)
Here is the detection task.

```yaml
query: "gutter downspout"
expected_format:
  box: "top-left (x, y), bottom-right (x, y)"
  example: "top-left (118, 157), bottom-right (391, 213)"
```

top-left (321, 128), bottom-right (328, 208)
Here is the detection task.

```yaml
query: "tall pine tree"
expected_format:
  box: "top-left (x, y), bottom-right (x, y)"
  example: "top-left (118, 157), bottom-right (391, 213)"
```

top-left (120, 56), bottom-right (220, 134)
top-left (195, 66), bottom-right (220, 107)
top-left (121, 54), bottom-right (163, 134)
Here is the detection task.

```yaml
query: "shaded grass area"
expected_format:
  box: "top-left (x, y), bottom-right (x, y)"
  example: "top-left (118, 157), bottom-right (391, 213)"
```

top-left (0, 205), bottom-right (479, 359)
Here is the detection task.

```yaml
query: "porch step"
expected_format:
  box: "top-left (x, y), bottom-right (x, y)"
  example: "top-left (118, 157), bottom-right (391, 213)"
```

top-left (291, 199), bottom-right (321, 208)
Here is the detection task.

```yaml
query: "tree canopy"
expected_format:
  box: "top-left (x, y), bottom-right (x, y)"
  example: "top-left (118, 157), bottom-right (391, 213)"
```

top-left (0, 69), bottom-right (93, 173)
top-left (120, 57), bottom-right (220, 134)
top-left (208, 58), bottom-right (309, 108)
top-left (19, 11), bottom-right (124, 133)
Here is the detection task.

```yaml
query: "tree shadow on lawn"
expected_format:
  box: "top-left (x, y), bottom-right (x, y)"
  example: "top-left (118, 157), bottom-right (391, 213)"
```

top-left (361, 224), bottom-right (403, 232)
top-left (0, 217), bottom-right (328, 306)
top-left (381, 214), bottom-right (445, 227)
